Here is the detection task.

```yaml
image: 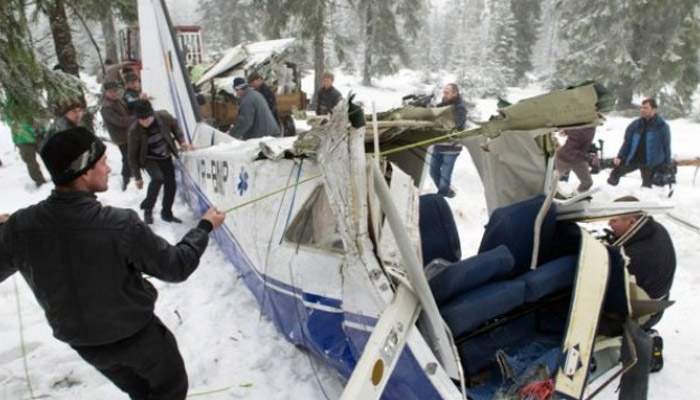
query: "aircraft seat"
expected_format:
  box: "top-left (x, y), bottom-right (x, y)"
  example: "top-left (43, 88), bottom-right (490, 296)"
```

top-left (419, 194), bottom-right (461, 266)
top-left (515, 255), bottom-right (578, 302)
top-left (441, 280), bottom-right (526, 338)
top-left (429, 245), bottom-right (515, 306)
top-left (478, 195), bottom-right (557, 275)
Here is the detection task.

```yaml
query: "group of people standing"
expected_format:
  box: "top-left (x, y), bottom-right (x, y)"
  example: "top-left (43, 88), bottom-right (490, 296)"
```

top-left (227, 70), bottom-right (342, 140)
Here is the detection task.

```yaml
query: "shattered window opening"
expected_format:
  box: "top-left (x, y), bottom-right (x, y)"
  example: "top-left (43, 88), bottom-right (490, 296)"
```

top-left (284, 185), bottom-right (345, 253)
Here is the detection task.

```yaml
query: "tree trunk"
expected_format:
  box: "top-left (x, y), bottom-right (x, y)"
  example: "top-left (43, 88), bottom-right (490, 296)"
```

top-left (47, 0), bottom-right (80, 77)
top-left (101, 7), bottom-right (119, 62)
top-left (362, 3), bottom-right (373, 86)
top-left (616, 83), bottom-right (635, 110)
top-left (313, 30), bottom-right (325, 100)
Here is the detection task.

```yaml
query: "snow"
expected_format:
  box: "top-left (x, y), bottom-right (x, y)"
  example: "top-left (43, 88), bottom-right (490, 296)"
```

top-left (0, 125), bottom-right (343, 398)
top-left (1, 71), bottom-right (700, 399)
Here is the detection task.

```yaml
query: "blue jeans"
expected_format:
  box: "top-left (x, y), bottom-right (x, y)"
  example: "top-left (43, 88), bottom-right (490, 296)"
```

top-left (430, 151), bottom-right (459, 195)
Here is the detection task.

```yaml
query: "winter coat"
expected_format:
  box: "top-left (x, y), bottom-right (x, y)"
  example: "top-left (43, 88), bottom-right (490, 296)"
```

top-left (10, 122), bottom-right (38, 145)
top-left (101, 96), bottom-right (134, 145)
top-left (48, 116), bottom-right (80, 137)
top-left (128, 110), bottom-right (184, 181)
top-left (620, 216), bottom-right (676, 300)
top-left (0, 190), bottom-right (211, 346)
top-left (228, 89), bottom-right (280, 140)
top-left (315, 86), bottom-right (342, 116)
top-left (256, 83), bottom-right (279, 122)
top-left (617, 115), bottom-right (671, 168)
top-left (1, 100), bottom-right (40, 145)
top-left (434, 96), bottom-right (467, 153)
top-left (557, 127), bottom-right (596, 164)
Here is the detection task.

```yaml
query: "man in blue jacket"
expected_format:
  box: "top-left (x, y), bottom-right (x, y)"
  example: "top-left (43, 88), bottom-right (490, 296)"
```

top-left (608, 98), bottom-right (671, 188)
top-left (430, 83), bottom-right (467, 198)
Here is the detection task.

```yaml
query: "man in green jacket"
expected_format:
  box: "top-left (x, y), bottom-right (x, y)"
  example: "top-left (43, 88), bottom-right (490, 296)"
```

top-left (1, 106), bottom-right (47, 187)
top-left (12, 122), bottom-right (47, 187)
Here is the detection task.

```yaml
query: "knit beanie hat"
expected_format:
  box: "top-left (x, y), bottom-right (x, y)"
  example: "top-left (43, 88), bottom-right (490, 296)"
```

top-left (132, 99), bottom-right (154, 119)
top-left (40, 127), bottom-right (106, 185)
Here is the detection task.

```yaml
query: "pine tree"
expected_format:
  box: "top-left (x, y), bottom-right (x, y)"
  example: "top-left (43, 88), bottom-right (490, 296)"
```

top-left (0, 0), bottom-right (82, 127)
top-left (490, 0), bottom-right (518, 86)
top-left (509, 0), bottom-right (541, 83)
top-left (199, 0), bottom-right (260, 52)
top-left (357, 0), bottom-right (426, 86)
top-left (553, 0), bottom-right (700, 115)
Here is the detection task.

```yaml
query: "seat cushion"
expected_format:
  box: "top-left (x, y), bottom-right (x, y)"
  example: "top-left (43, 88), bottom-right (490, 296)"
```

top-left (429, 245), bottom-right (515, 306)
top-left (419, 194), bottom-right (461, 266)
top-left (478, 195), bottom-right (557, 275)
top-left (516, 255), bottom-right (577, 303)
top-left (441, 280), bottom-right (526, 338)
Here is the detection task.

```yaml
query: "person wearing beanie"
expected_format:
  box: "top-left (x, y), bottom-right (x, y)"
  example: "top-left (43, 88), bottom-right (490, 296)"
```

top-left (228, 76), bottom-right (280, 139)
top-left (101, 80), bottom-right (135, 191)
top-left (0, 127), bottom-right (226, 400)
top-left (128, 99), bottom-right (193, 224)
top-left (247, 72), bottom-right (279, 125)
top-left (123, 72), bottom-right (148, 114)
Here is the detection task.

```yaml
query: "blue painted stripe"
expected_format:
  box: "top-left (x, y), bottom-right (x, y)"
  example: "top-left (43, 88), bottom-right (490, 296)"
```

top-left (175, 164), bottom-right (445, 400)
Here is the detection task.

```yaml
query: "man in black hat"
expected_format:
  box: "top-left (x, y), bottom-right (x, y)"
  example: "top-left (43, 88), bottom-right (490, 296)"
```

top-left (0, 127), bottom-right (226, 400)
top-left (128, 99), bottom-right (192, 224)
top-left (228, 77), bottom-right (280, 139)
top-left (101, 81), bottom-right (135, 191)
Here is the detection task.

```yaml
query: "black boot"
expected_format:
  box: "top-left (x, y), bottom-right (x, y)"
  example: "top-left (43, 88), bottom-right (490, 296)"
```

top-left (650, 330), bottom-right (664, 373)
top-left (144, 209), bottom-right (154, 225)
top-left (161, 212), bottom-right (182, 224)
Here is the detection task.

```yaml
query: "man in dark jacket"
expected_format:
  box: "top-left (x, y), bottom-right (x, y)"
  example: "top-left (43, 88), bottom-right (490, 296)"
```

top-left (248, 72), bottom-right (279, 125)
top-left (0, 127), bottom-right (225, 400)
top-left (314, 72), bottom-right (342, 116)
top-left (608, 98), bottom-right (671, 188)
top-left (228, 78), bottom-right (280, 139)
top-left (100, 81), bottom-right (135, 190)
top-left (430, 83), bottom-right (466, 198)
top-left (556, 127), bottom-right (596, 193)
top-left (607, 197), bottom-right (676, 398)
top-left (128, 100), bottom-right (193, 224)
top-left (609, 210), bottom-right (676, 302)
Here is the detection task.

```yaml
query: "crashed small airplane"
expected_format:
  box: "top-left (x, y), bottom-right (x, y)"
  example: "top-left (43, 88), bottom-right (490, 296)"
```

top-left (138, 1), bottom-right (674, 398)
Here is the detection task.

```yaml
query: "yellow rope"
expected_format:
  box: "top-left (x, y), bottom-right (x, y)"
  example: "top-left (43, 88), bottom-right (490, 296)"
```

top-left (221, 174), bottom-right (322, 214)
top-left (219, 128), bottom-right (483, 214)
top-left (14, 276), bottom-right (36, 400)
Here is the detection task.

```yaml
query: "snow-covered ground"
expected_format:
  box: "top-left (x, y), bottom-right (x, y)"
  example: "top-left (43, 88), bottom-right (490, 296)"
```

top-left (1, 72), bottom-right (699, 399)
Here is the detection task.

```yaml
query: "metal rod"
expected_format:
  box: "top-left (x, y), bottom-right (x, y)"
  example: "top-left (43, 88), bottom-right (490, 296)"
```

top-left (370, 162), bottom-right (462, 381)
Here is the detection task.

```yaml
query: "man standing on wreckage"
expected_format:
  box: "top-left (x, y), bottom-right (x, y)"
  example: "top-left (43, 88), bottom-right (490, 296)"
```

top-left (0, 128), bottom-right (225, 399)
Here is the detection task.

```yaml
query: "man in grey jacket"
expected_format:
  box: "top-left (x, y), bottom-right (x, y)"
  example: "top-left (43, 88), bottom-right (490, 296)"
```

top-left (228, 77), bottom-right (280, 140)
top-left (100, 81), bottom-right (135, 190)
